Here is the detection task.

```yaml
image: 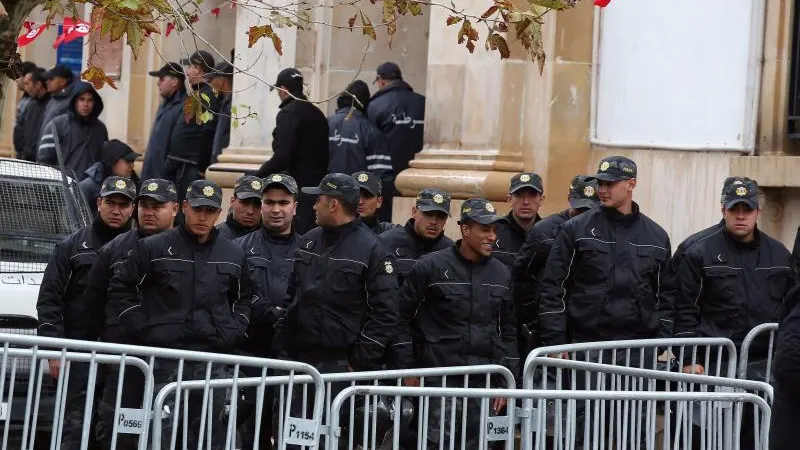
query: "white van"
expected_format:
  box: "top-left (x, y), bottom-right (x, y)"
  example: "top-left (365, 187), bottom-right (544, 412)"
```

top-left (0, 158), bottom-right (91, 445)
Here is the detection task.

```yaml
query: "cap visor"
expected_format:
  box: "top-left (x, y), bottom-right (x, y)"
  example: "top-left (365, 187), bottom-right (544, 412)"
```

top-left (510, 184), bottom-right (543, 194)
top-left (471, 214), bottom-right (505, 225)
top-left (300, 186), bottom-right (325, 196)
top-left (235, 192), bottom-right (262, 201)
top-left (123, 152), bottom-right (141, 161)
top-left (724, 198), bottom-right (758, 210)
top-left (139, 193), bottom-right (171, 203)
top-left (147, 70), bottom-right (163, 77)
top-left (263, 181), bottom-right (296, 194)
top-left (187, 198), bottom-right (221, 209)
top-left (100, 191), bottom-right (135, 200)
top-left (359, 186), bottom-right (380, 196)
top-left (569, 198), bottom-right (599, 210)
top-left (416, 204), bottom-right (450, 216)
top-left (586, 173), bottom-right (624, 182)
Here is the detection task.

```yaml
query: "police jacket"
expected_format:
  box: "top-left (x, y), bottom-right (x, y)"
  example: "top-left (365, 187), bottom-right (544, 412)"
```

top-left (14, 93), bottom-right (49, 162)
top-left (393, 243), bottom-right (519, 374)
top-left (142, 89), bottom-right (186, 180)
top-left (275, 218), bottom-right (398, 370)
top-left (37, 82), bottom-right (107, 180)
top-left (168, 84), bottom-right (220, 172)
top-left (671, 221), bottom-right (724, 271)
top-left (362, 215), bottom-right (400, 235)
top-left (327, 107), bottom-right (393, 183)
top-left (674, 227), bottom-right (793, 353)
top-left (511, 210), bottom-right (570, 326)
top-left (37, 217), bottom-right (130, 339)
top-left (379, 219), bottom-right (453, 286)
top-left (254, 93), bottom-right (329, 188)
top-left (107, 226), bottom-right (253, 351)
top-left (493, 212), bottom-right (540, 268)
top-left (216, 214), bottom-right (259, 241)
top-left (81, 228), bottom-right (151, 343)
top-left (38, 83), bottom-right (73, 142)
top-left (771, 301), bottom-right (800, 450)
top-left (234, 228), bottom-right (302, 356)
top-left (538, 204), bottom-right (674, 346)
top-left (366, 81), bottom-right (425, 174)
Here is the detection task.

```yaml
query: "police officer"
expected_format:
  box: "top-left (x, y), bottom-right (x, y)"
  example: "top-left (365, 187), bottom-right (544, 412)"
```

top-left (671, 177), bottom-right (747, 270)
top-left (274, 173), bottom-right (398, 373)
top-left (36, 175), bottom-right (135, 450)
top-left (492, 172), bottom-right (544, 267)
top-left (674, 177), bottom-right (794, 373)
top-left (234, 173), bottom-right (302, 450)
top-left (216, 174), bottom-right (262, 240)
top-left (83, 179), bottom-right (178, 449)
top-left (352, 171), bottom-right (399, 234)
top-left (394, 198), bottom-right (518, 448)
top-left (107, 179), bottom-right (253, 449)
top-left (379, 188), bottom-right (453, 286)
top-left (771, 298), bottom-right (800, 450)
top-left (538, 156), bottom-right (673, 347)
top-left (512, 175), bottom-right (599, 352)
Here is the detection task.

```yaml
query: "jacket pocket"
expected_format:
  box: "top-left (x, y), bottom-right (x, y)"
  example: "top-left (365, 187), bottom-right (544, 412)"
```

top-left (151, 260), bottom-right (186, 305)
top-left (575, 239), bottom-right (610, 284)
top-left (328, 260), bottom-right (363, 294)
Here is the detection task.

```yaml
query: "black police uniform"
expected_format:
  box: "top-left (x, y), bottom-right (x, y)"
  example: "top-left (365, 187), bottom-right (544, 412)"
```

top-left (394, 198), bottom-right (518, 448)
top-left (352, 171), bottom-right (400, 234)
top-left (378, 188), bottom-right (453, 286)
top-left (538, 157), bottom-right (674, 346)
top-left (512, 175), bottom-right (600, 352)
top-left (492, 173), bottom-right (544, 268)
top-left (107, 180), bottom-right (253, 449)
top-left (82, 180), bottom-right (176, 449)
top-left (36, 176), bottom-right (134, 450)
top-left (234, 173), bottom-right (301, 450)
top-left (771, 299), bottom-right (800, 450)
top-left (274, 173), bottom-right (398, 371)
top-left (216, 175), bottom-right (263, 240)
top-left (674, 179), bottom-right (794, 359)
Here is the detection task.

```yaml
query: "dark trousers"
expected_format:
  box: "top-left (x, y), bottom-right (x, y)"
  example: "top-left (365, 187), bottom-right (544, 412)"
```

top-left (60, 363), bottom-right (101, 450)
top-left (152, 360), bottom-right (231, 450)
top-left (95, 366), bottom-right (145, 450)
top-left (237, 365), bottom-right (275, 450)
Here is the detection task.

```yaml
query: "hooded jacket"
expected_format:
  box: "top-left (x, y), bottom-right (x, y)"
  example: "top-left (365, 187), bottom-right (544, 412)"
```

top-left (37, 82), bottom-right (107, 180)
top-left (366, 80), bottom-right (425, 175)
top-left (142, 89), bottom-right (186, 180)
top-left (79, 152), bottom-right (141, 216)
top-left (328, 87), bottom-right (393, 183)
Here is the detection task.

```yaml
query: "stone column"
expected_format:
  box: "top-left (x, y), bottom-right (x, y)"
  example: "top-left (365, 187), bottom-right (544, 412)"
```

top-left (206, 0), bottom-right (302, 187)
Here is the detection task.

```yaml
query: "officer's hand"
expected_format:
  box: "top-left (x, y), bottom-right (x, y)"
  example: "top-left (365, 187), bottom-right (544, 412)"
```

top-left (547, 352), bottom-right (570, 359)
top-left (48, 360), bottom-right (61, 378)
top-left (492, 397), bottom-right (507, 414)
top-left (347, 364), bottom-right (353, 372)
top-left (681, 364), bottom-right (705, 375)
top-left (403, 377), bottom-right (420, 387)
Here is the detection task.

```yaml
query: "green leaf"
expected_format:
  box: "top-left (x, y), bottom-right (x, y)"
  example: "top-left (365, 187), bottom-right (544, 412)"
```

top-left (232, 119), bottom-right (240, 129)
top-left (200, 110), bottom-right (214, 123)
top-left (200, 92), bottom-right (210, 103)
top-left (231, 105), bottom-right (238, 116)
top-left (119, 0), bottom-right (142, 9)
top-left (359, 12), bottom-right (376, 40)
top-left (530, 0), bottom-right (575, 11)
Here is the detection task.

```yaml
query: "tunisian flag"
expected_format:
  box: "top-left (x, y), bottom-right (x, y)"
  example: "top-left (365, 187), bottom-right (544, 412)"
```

top-left (17, 24), bottom-right (46, 47)
top-left (594, 0), bottom-right (611, 6)
top-left (53, 17), bottom-right (91, 48)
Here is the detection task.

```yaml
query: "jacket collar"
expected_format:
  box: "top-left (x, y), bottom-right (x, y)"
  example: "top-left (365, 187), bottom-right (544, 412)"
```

top-left (224, 213), bottom-right (259, 236)
top-left (404, 218), bottom-right (447, 248)
top-left (451, 240), bottom-right (491, 266)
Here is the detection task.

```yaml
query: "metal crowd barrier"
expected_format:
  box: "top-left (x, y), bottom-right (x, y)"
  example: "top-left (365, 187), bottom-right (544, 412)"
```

top-left (328, 386), bottom-right (771, 450)
top-left (247, 365), bottom-right (513, 449)
top-left (521, 357), bottom-right (773, 450)
top-left (0, 333), bottom-right (325, 450)
top-left (738, 322), bottom-right (779, 383)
